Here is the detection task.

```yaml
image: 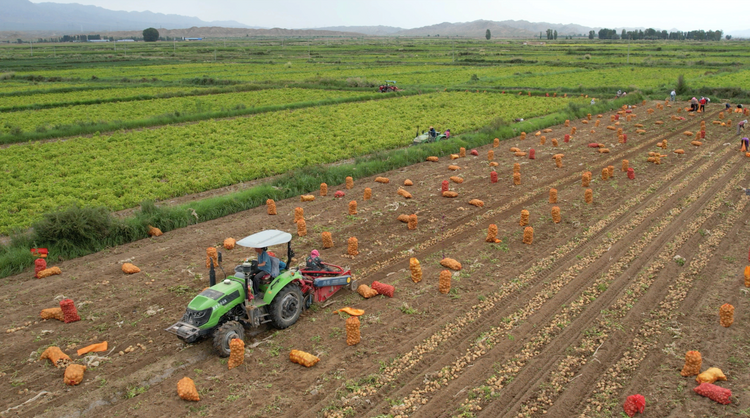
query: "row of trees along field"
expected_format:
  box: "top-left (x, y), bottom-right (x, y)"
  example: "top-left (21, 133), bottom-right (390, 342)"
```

top-left (593, 28), bottom-right (726, 40)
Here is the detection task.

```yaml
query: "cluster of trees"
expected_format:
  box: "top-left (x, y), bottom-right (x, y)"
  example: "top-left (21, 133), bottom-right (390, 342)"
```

top-left (543, 29), bottom-right (558, 40)
top-left (592, 28), bottom-right (725, 41)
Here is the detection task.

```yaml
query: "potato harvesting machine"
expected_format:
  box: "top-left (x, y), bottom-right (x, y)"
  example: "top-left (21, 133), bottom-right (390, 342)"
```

top-left (166, 229), bottom-right (356, 356)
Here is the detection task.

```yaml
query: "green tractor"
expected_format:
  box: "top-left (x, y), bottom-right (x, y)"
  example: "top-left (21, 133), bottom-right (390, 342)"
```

top-left (166, 230), bottom-right (355, 356)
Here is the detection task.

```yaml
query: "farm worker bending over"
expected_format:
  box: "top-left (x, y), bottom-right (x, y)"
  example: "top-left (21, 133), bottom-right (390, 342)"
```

top-left (670, 90), bottom-right (676, 101)
top-left (445, 129), bottom-right (451, 139)
top-left (741, 137), bottom-right (749, 152)
top-left (738, 120), bottom-right (748, 136)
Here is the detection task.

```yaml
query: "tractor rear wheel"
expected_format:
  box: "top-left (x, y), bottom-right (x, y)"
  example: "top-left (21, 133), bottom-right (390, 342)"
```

top-left (269, 284), bottom-right (303, 329)
top-left (212, 321), bottom-right (244, 357)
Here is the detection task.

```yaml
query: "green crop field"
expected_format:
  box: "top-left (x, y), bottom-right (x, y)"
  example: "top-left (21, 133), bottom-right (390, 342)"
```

top-left (0, 36), bottom-right (749, 235)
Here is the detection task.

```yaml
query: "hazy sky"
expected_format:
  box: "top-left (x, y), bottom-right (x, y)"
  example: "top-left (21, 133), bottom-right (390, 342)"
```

top-left (30, 0), bottom-right (744, 32)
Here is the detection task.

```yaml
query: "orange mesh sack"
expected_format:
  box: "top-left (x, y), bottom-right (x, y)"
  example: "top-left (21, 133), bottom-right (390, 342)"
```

top-left (37, 267), bottom-right (61, 278)
top-left (364, 188), bottom-right (372, 200)
top-left (513, 163), bottom-right (521, 174)
top-left (520, 132), bottom-right (527, 140)
top-left (206, 247), bottom-right (218, 268)
top-left (301, 195), bottom-right (316, 202)
top-left (540, 135), bottom-right (546, 145)
top-left (607, 166), bottom-right (614, 178)
top-left (347, 237), bottom-right (358, 256)
top-left (297, 219), bottom-right (307, 237)
top-left (290, 350), bottom-right (320, 367)
top-left (223, 238), bottom-right (236, 250)
top-left (410, 258), bottom-right (422, 283)
top-left (348, 201), bottom-right (357, 215)
top-left (443, 191), bottom-right (459, 198)
top-left (320, 183), bottom-right (328, 196)
top-left (744, 265), bottom-right (750, 287)
top-left (40, 307), bottom-right (64, 321)
top-left (397, 214), bottom-right (410, 223)
top-left (177, 377), bottom-right (200, 401)
top-left (469, 199), bottom-right (484, 208)
top-left (448, 165), bottom-right (460, 171)
top-left (148, 225), bottom-right (163, 237)
top-left (622, 160), bottom-right (629, 172)
top-left (439, 270), bottom-right (451, 294)
top-left (680, 351), bottom-right (702, 376)
top-left (450, 176), bottom-right (464, 184)
top-left (582, 172), bottom-right (591, 187)
top-left (513, 172), bottom-right (521, 185)
top-left (357, 284), bottom-right (378, 298)
top-left (601, 167), bottom-right (609, 181)
top-left (520, 209), bottom-right (529, 226)
top-left (397, 189), bottom-right (413, 199)
top-left (696, 367), bottom-right (727, 384)
top-left (228, 338), bottom-right (244, 370)
top-left (523, 226), bottom-right (533, 244)
top-left (440, 257), bottom-right (462, 271)
top-left (371, 281), bottom-right (395, 297)
top-left (494, 138), bottom-right (500, 147)
top-left (266, 199), bottom-right (277, 215)
top-left (322, 232), bottom-right (334, 249)
top-left (294, 207), bottom-right (304, 223)
top-left (720, 303), bottom-right (734, 327)
top-left (375, 177), bottom-right (390, 184)
top-left (555, 155), bottom-right (562, 168)
top-left (549, 188), bottom-right (558, 203)
top-left (345, 176), bottom-right (354, 189)
top-left (552, 138), bottom-right (559, 147)
top-left (551, 206), bottom-right (561, 224)
top-left (40, 346), bottom-right (71, 368)
top-left (488, 150), bottom-right (494, 161)
top-left (486, 224), bottom-right (500, 243)
top-left (404, 179), bottom-right (413, 186)
top-left (585, 189), bottom-right (593, 204)
top-left (64, 364), bottom-right (86, 386)
top-left (459, 147), bottom-right (466, 157)
top-left (122, 263), bottom-right (140, 274)
top-left (346, 316), bottom-right (361, 346)
top-left (408, 214), bottom-right (418, 230)
top-left (426, 156), bottom-right (439, 162)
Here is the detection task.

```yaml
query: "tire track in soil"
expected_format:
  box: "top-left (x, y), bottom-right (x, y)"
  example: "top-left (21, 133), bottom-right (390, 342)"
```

top-left (387, 143), bottom-right (737, 418)
top-left (463, 153), bottom-right (745, 418)
top-left (309, 114), bottom-right (722, 418)
top-left (571, 180), bottom-right (750, 417)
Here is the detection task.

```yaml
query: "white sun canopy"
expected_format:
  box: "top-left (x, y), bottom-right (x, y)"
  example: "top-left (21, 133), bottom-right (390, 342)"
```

top-left (237, 230), bottom-right (292, 248)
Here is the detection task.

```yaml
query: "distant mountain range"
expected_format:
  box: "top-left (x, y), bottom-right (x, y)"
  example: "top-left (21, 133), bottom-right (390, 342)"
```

top-left (1, 0), bottom-right (255, 32)
top-left (2, 1), bottom-right (746, 39)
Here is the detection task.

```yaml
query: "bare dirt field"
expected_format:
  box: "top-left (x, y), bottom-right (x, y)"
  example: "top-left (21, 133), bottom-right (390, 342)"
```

top-left (2, 102), bottom-right (748, 418)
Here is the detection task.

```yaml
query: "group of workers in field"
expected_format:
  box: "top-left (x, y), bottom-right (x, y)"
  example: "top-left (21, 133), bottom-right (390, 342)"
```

top-left (669, 89), bottom-right (748, 150)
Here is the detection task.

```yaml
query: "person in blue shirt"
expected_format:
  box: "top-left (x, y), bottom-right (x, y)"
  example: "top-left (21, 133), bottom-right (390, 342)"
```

top-left (252, 247), bottom-right (271, 296)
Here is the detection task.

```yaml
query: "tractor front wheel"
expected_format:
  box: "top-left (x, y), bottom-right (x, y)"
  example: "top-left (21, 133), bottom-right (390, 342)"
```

top-left (212, 321), bottom-right (244, 357)
top-left (269, 284), bottom-right (303, 329)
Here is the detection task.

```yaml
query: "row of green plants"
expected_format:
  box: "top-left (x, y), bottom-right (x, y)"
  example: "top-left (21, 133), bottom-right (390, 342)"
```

top-left (0, 93), bottom-right (642, 279)
top-left (0, 88), bottom-right (378, 135)
top-left (0, 93), bottom-right (582, 232)
top-left (0, 89), bottom-right (409, 145)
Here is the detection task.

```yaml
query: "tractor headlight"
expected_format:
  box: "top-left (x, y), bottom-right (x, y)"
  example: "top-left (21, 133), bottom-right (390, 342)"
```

top-left (181, 308), bottom-right (212, 327)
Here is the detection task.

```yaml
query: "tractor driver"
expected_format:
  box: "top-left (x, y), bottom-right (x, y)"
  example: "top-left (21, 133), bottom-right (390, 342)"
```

top-left (429, 126), bottom-right (437, 138)
top-left (252, 247), bottom-right (272, 296)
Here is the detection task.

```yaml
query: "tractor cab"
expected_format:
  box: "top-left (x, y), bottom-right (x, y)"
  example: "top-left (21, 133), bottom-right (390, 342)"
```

top-left (166, 229), bottom-right (356, 357)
